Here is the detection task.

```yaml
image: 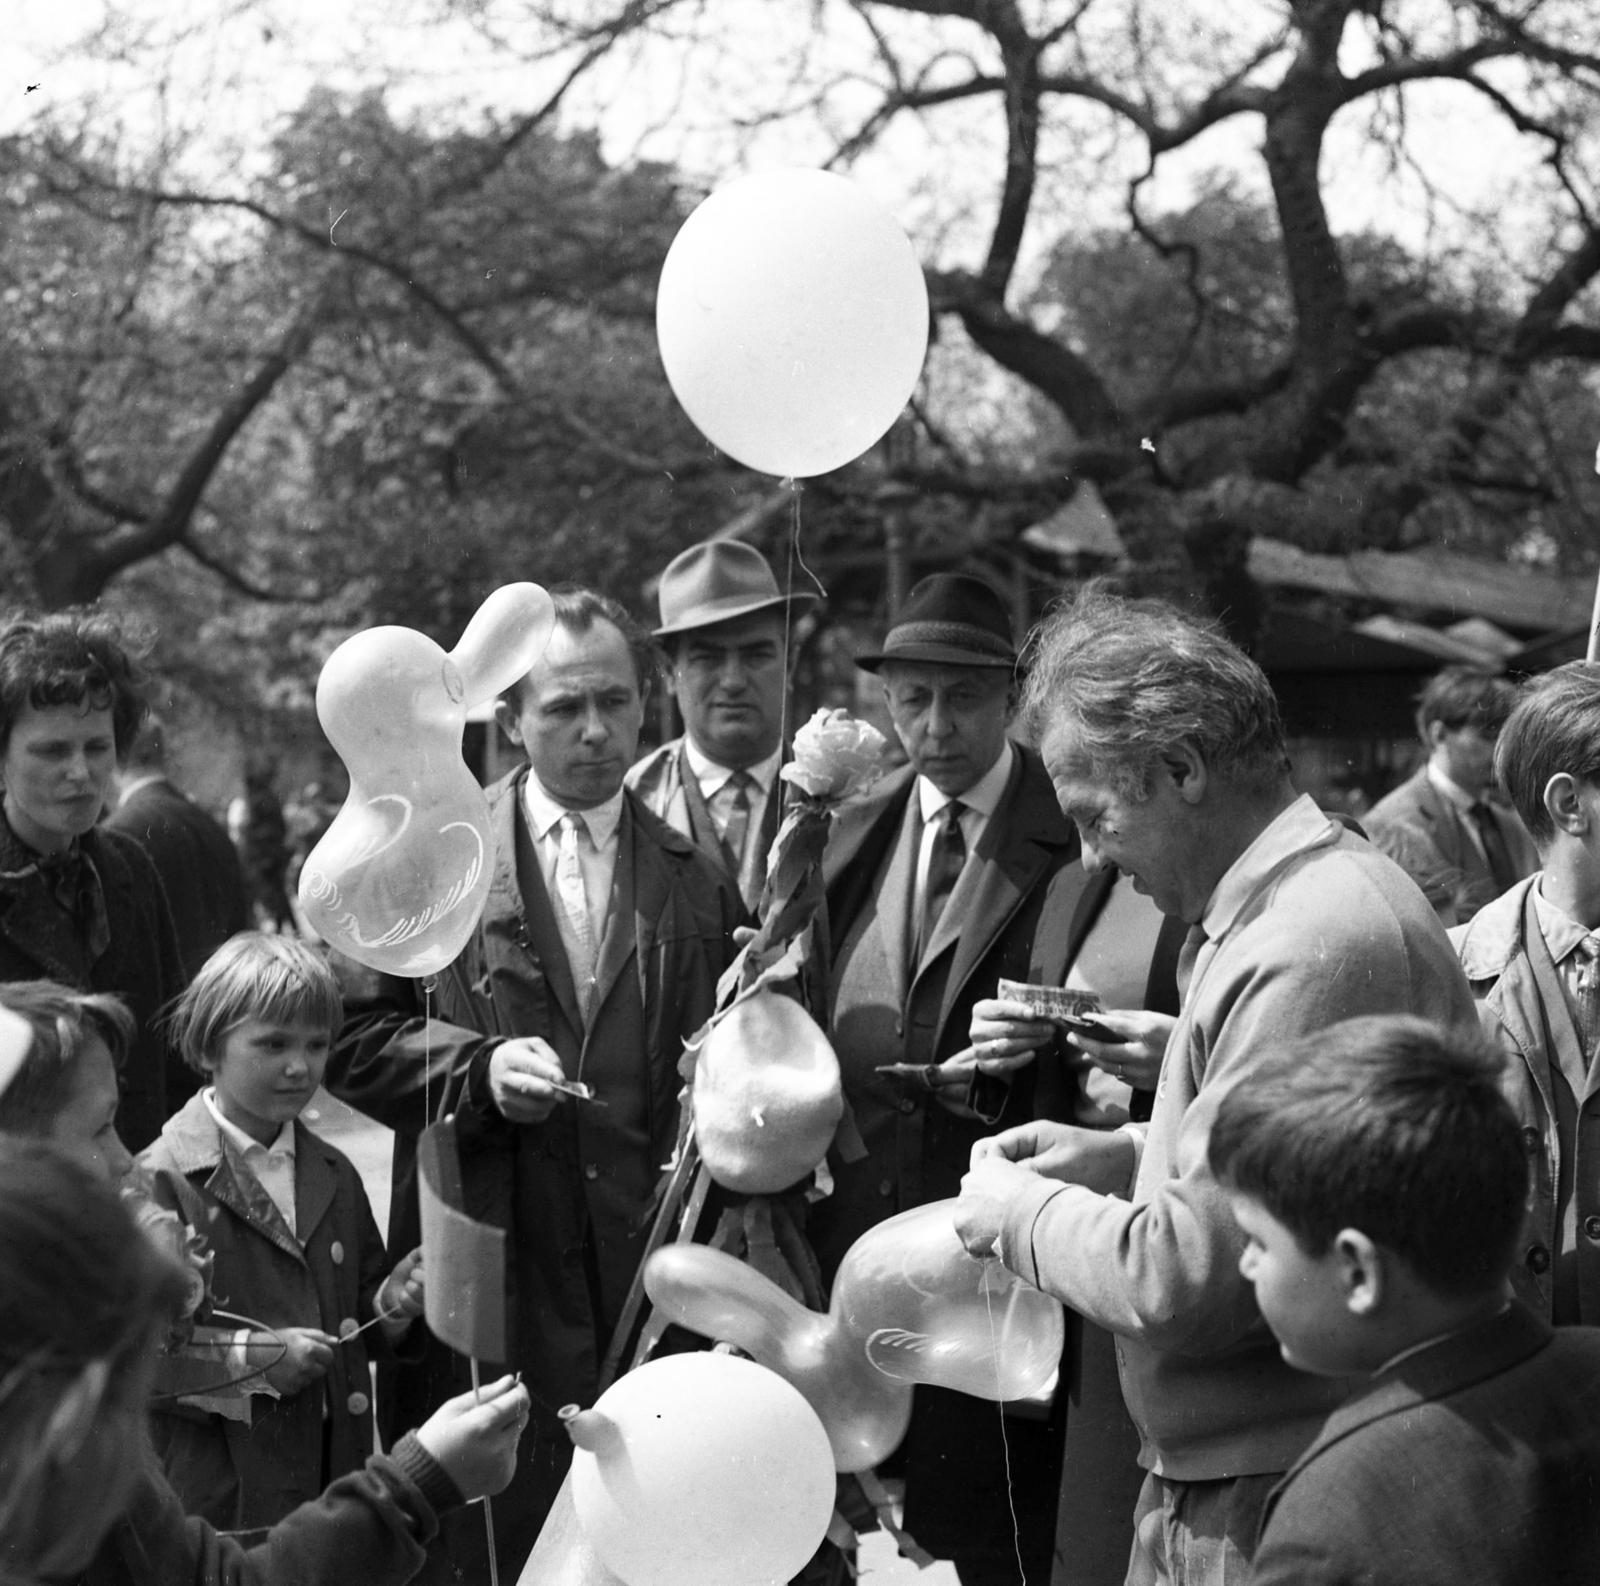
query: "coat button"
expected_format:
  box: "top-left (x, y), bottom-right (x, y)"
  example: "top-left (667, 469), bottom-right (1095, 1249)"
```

top-left (584, 1163), bottom-right (599, 1181)
top-left (329, 1241), bottom-right (345, 1266)
top-left (1526, 1244), bottom-right (1551, 1274)
top-left (338, 1318), bottom-right (360, 1340)
top-left (346, 1391), bottom-right (370, 1417)
top-left (1585, 1216), bottom-right (1600, 1242)
top-left (898, 1097), bottom-right (916, 1115)
top-left (879, 1179), bottom-right (894, 1197)
top-left (1522, 1127), bottom-right (1541, 1151)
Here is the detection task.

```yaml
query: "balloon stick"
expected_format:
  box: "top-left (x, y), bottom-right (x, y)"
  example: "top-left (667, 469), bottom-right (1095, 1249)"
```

top-left (472, 1358), bottom-right (500, 1586)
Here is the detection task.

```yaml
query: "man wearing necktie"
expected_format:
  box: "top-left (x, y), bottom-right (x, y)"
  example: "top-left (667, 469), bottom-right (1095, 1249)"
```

top-left (628, 539), bottom-right (819, 913)
top-left (1453, 664), bottom-right (1600, 1331)
top-left (953, 588), bottom-right (1476, 1586)
top-left (323, 588), bottom-right (739, 1577)
top-left (816, 574), bottom-right (1082, 1585)
top-left (1366, 666), bottom-right (1538, 923)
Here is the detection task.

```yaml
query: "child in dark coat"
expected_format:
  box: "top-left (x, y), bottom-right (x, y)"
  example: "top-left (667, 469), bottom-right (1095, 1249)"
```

top-left (1210, 1015), bottom-right (1600, 1586)
top-left (141, 933), bottom-right (426, 1529)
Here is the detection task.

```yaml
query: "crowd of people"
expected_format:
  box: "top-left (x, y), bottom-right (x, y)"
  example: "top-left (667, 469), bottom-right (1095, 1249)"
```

top-left (0, 541), bottom-right (1597, 1586)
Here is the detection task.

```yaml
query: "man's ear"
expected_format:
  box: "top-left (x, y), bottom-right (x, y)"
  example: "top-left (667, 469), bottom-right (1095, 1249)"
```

top-left (1332, 1228), bottom-right (1385, 1318)
top-left (1543, 772), bottom-right (1590, 838)
top-left (1161, 742), bottom-right (1208, 805)
top-left (1424, 719), bottom-right (1449, 753)
top-left (492, 697), bottom-right (526, 749)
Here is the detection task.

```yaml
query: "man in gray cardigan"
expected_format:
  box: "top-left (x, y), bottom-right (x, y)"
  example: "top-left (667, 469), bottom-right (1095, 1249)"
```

top-left (954, 588), bottom-right (1476, 1586)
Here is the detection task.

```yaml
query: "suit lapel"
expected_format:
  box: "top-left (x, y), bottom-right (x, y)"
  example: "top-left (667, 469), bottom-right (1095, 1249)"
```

top-left (294, 1123), bottom-right (339, 1245)
top-left (589, 799), bottom-right (642, 1021)
top-left (875, 790), bottom-right (921, 1011)
top-left (208, 1146), bottom-right (302, 1264)
top-left (921, 753), bottom-right (1061, 1028)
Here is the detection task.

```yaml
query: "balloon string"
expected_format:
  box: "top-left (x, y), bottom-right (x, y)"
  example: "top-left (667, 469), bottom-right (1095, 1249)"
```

top-left (983, 1258), bottom-right (1027, 1585)
top-left (422, 976), bottom-right (435, 1125)
top-left (779, 478), bottom-right (800, 763)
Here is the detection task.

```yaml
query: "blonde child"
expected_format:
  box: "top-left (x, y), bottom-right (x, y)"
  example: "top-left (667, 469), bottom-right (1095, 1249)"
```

top-left (141, 932), bottom-right (426, 1529)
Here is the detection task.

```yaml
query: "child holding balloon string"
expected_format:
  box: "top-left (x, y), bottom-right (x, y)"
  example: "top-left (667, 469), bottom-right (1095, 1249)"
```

top-left (139, 932), bottom-right (429, 1530)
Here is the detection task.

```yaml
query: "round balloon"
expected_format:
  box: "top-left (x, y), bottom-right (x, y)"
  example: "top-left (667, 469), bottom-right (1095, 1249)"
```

top-left (656, 167), bottom-right (929, 478)
top-left (567, 1353), bottom-right (835, 1586)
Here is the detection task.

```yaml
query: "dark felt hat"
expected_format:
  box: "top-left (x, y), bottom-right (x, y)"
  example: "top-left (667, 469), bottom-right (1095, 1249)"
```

top-left (855, 574), bottom-right (1018, 672)
top-left (653, 540), bottom-right (821, 638)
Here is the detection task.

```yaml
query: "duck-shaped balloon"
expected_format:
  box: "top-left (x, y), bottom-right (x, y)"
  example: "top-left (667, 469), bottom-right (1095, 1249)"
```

top-left (643, 1198), bottom-right (1064, 1472)
top-left (298, 584), bottom-right (554, 976)
top-left (691, 988), bottom-right (844, 1193)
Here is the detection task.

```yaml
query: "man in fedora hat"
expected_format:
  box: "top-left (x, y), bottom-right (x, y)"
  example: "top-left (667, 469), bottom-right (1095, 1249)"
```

top-left (628, 538), bottom-right (818, 913)
top-left (813, 572), bottom-right (1083, 1586)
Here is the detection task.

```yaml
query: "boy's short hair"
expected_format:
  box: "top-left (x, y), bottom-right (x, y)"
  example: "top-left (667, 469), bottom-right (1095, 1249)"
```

top-left (167, 933), bottom-right (343, 1075)
top-left (0, 982), bottom-right (135, 1136)
top-left (1208, 1016), bottom-right (1527, 1299)
top-left (1494, 662), bottom-right (1600, 847)
top-left (1414, 666), bottom-right (1519, 742)
top-left (0, 609), bottom-right (148, 756)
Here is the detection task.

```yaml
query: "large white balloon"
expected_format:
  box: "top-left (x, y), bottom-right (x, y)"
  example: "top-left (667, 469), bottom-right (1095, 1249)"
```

top-left (565, 1353), bottom-right (835, 1586)
top-left (656, 167), bottom-right (929, 478)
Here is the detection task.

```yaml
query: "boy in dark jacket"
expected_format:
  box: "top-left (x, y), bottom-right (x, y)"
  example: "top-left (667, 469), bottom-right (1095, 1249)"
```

top-left (141, 934), bottom-right (425, 1528)
top-left (1210, 1015), bottom-right (1600, 1586)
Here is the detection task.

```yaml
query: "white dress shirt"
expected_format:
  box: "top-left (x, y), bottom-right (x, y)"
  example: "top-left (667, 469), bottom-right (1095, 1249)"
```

top-left (911, 739), bottom-right (1014, 926)
top-left (522, 769), bottom-right (623, 980)
top-left (204, 1088), bottom-right (298, 1237)
top-left (1533, 882), bottom-right (1600, 1065)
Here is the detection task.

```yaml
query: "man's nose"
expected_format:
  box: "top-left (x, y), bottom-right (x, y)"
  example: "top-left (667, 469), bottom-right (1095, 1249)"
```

top-left (925, 699), bottom-right (953, 737)
top-left (1080, 842), bottom-right (1109, 874)
top-left (579, 705), bottom-right (609, 741)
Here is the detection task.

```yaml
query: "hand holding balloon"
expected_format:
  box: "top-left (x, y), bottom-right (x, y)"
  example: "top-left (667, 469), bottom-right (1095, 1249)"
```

top-left (969, 1120), bottom-right (1138, 1194)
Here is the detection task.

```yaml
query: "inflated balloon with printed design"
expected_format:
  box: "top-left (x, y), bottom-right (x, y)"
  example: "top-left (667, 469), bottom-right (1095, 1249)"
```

top-left (299, 584), bottom-right (554, 976)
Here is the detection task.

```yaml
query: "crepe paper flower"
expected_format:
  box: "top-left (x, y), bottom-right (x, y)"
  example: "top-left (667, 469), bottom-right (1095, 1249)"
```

top-left (780, 709), bottom-right (889, 803)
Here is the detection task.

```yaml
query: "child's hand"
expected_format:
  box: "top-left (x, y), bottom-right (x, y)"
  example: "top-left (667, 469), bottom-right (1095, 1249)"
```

top-left (263, 1327), bottom-right (337, 1395)
top-left (415, 1375), bottom-right (530, 1502)
top-left (378, 1248), bottom-right (425, 1338)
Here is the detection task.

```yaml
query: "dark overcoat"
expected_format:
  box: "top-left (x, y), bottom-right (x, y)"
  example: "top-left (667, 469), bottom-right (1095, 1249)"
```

top-left (325, 768), bottom-right (738, 1577)
top-left (0, 821), bottom-right (185, 1150)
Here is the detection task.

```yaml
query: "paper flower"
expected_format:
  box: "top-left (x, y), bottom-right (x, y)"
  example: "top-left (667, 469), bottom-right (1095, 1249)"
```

top-left (780, 708), bottom-right (889, 803)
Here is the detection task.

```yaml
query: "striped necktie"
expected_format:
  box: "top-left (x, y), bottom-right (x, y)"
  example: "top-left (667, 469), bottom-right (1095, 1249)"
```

top-left (556, 813), bottom-right (597, 1019)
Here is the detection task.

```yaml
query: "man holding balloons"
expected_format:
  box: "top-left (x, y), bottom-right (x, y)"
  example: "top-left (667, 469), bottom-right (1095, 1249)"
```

top-left (326, 587), bottom-right (740, 1579)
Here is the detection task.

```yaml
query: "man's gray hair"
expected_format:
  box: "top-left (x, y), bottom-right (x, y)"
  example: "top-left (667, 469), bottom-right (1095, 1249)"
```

top-left (1020, 586), bottom-right (1287, 799)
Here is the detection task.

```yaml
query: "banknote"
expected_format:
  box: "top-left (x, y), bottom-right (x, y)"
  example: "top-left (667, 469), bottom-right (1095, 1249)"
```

top-left (995, 979), bottom-right (1107, 1024)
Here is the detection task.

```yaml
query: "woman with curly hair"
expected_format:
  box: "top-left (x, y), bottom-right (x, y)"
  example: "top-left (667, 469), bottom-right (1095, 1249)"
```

top-left (0, 609), bottom-right (184, 1148)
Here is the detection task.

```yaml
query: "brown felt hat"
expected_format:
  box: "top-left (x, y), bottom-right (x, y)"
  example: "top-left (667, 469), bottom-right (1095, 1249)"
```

top-left (653, 541), bottom-right (821, 639)
top-left (855, 574), bottom-right (1018, 672)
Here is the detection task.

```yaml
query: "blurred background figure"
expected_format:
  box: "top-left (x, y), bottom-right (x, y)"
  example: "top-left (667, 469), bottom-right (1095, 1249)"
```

top-left (228, 756), bottom-right (297, 933)
top-left (1365, 666), bottom-right (1537, 925)
top-left (107, 714), bottom-right (249, 981)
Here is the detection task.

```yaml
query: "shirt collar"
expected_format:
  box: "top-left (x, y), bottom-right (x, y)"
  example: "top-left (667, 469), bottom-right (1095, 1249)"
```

top-left (203, 1088), bottom-right (296, 1158)
top-left (917, 739), bottom-right (1015, 823)
top-left (1426, 759), bottom-right (1480, 813)
top-left (1533, 880), bottom-right (1600, 967)
top-left (682, 736), bottom-right (781, 799)
top-left (1201, 793), bottom-right (1338, 942)
top-left (522, 767), bottom-right (625, 847)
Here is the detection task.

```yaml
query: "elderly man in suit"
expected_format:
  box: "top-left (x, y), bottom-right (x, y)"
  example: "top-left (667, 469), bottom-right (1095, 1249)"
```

top-left (627, 539), bottom-right (817, 912)
top-left (814, 573), bottom-right (1082, 1586)
top-left (953, 588), bottom-right (1477, 1586)
top-left (1365, 666), bottom-right (1537, 923)
top-left (106, 716), bottom-right (249, 985)
top-left (325, 587), bottom-right (739, 1579)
